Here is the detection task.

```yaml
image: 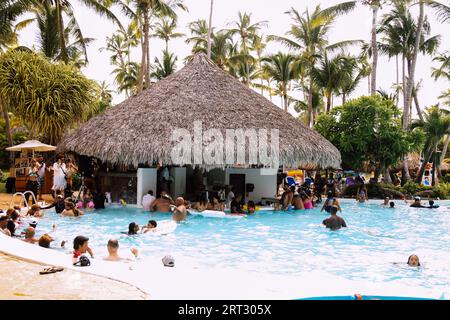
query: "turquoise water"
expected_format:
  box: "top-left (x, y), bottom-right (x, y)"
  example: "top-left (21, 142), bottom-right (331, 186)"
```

top-left (33, 200), bottom-right (450, 292)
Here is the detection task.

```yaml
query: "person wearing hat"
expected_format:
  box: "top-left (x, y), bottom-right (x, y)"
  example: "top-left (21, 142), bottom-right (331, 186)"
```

top-left (150, 191), bottom-right (173, 212)
top-left (40, 190), bottom-right (66, 214)
top-left (410, 196), bottom-right (426, 208)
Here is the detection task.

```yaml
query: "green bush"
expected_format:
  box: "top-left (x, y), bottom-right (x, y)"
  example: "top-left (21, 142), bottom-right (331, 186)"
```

top-left (433, 183), bottom-right (450, 199)
top-left (442, 174), bottom-right (450, 183)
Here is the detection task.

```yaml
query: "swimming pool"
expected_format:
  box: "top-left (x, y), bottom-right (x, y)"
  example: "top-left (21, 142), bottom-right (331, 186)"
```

top-left (30, 200), bottom-right (450, 297)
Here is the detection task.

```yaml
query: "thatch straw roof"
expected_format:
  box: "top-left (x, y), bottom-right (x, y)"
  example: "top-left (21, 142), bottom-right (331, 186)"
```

top-left (58, 53), bottom-right (341, 169)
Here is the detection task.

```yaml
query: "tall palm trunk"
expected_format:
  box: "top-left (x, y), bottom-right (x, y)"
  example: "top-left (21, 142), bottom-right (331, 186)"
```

top-left (441, 135), bottom-right (450, 164)
top-left (144, 11), bottom-right (150, 88)
top-left (342, 92), bottom-right (346, 105)
top-left (307, 80), bottom-right (313, 127)
top-left (370, 4), bottom-right (379, 95)
top-left (326, 90), bottom-right (332, 113)
top-left (283, 84), bottom-right (288, 112)
top-left (207, 0), bottom-right (214, 59)
top-left (137, 16), bottom-right (146, 92)
top-left (412, 87), bottom-right (424, 122)
top-left (56, 0), bottom-right (69, 64)
top-left (395, 55), bottom-right (399, 108)
top-left (404, 1), bottom-right (424, 126)
top-left (403, 1), bottom-right (425, 184)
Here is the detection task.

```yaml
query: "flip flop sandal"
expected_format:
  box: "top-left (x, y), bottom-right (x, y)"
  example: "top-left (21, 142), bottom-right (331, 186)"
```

top-left (39, 267), bottom-right (64, 275)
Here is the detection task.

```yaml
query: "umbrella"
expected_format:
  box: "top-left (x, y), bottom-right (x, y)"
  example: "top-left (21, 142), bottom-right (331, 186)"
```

top-left (6, 140), bottom-right (56, 157)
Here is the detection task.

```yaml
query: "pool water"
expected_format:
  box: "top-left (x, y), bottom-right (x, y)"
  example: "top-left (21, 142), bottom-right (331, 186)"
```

top-left (33, 200), bottom-right (450, 293)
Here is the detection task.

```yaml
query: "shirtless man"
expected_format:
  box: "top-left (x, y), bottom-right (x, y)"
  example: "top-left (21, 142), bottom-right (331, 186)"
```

top-left (292, 194), bottom-right (305, 210)
top-left (172, 197), bottom-right (187, 222)
top-left (150, 192), bottom-right (172, 212)
top-left (322, 206), bottom-right (347, 231)
top-left (104, 239), bottom-right (139, 262)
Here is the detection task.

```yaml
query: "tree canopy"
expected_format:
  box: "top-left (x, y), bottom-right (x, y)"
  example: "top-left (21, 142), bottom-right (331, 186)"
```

top-left (315, 95), bottom-right (423, 174)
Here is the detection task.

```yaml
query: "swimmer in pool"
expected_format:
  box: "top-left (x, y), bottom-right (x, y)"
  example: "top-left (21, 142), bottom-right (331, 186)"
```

top-left (407, 254), bottom-right (421, 267)
top-left (141, 220), bottom-right (157, 233)
top-left (172, 197), bottom-right (187, 222)
top-left (104, 239), bottom-right (139, 261)
top-left (123, 222), bottom-right (139, 235)
top-left (381, 197), bottom-right (390, 206)
top-left (428, 200), bottom-right (439, 208)
top-left (389, 201), bottom-right (395, 208)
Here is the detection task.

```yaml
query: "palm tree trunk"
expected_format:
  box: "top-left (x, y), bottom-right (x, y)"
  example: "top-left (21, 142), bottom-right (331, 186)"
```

top-left (416, 151), bottom-right (433, 184)
top-left (207, 0), bottom-right (214, 59)
top-left (440, 135), bottom-right (449, 164)
top-left (404, 1), bottom-right (424, 129)
top-left (342, 92), bottom-right (346, 105)
top-left (137, 17), bottom-right (146, 93)
top-left (395, 54), bottom-right (399, 108)
top-left (145, 11), bottom-right (150, 89)
top-left (283, 86), bottom-right (288, 112)
top-left (165, 40), bottom-right (169, 52)
top-left (326, 91), bottom-right (332, 113)
top-left (56, 0), bottom-right (69, 64)
top-left (308, 80), bottom-right (313, 127)
top-left (370, 4), bottom-right (379, 95)
top-left (412, 87), bottom-right (424, 122)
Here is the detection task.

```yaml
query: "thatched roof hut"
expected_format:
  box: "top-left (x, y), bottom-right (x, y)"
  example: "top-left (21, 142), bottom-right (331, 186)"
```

top-left (58, 53), bottom-right (341, 169)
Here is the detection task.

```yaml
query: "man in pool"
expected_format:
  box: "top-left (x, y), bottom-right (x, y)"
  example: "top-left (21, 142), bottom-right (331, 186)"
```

top-left (389, 201), bottom-right (395, 208)
top-left (230, 194), bottom-right (245, 214)
top-left (428, 200), bottom-right (439, 208)
top-left (141, 220), bottom-right (158, 233)
top-left (410, 196), bottom-right (426, 208)
top-left (72, 235), bottom-right (94, 264)
top-left (381, 197), bottom-right (390, 206)
top-left (322, 206), bottom-right (347, 231)
top-left (150, 191), bottom-right (173, 212)
top-left (172, 197), bottom-right (187, 222)
top-left (104, 239), bottom-right (139, 261)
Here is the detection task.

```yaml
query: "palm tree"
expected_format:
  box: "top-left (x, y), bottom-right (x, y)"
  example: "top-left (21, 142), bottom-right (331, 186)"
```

top-left (379, 1), bottom-right (440, 124)
top-left (411, 106), bottom-right (450, 184)
top-left (122, 0), bottom-right (187, 92)
top-left (31, 0), bottom-right (125, 64)
top-left (338, 54), bottom-right (369, 105)
top-left (431, 51), bottom-right (450, 81)
top-left (262, 53), bottom-right (296, 112)
top-left (113, 61), bottom-right (140, 96)
top-left (0, 50), bottom-right (97, 144)
top-left (151, 49), bottom-right (177, 80)
top-left (0, 0), bottom-right (31, 51)
top-left (186, 19), bottom-right (210, 52)
top-left (151, 17), bottom-right (184, 51)
top-left (268, 4), bottom-right (361, 126)
top-left (227, 12), bottom-right (267, 86)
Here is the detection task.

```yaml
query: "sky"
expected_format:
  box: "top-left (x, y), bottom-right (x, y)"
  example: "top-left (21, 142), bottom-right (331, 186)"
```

top-left (17, 0), bottom-right (450, 117)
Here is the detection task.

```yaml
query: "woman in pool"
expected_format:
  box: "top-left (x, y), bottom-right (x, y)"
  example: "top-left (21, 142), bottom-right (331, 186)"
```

top-left (356, 185), bottom-right (368, 203)
top-left (124, 222), bottom-right (140, 235)
top-left (26, 204), bottom-right (44, 217)
top-left (407, 254), bottom-right (421, 267)
top-left (302, 190), bottom-right (314, 209)
top-left (321, 191), bottom-right (341, 213)
top-left (61, 201), bottom-right (83, 217)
